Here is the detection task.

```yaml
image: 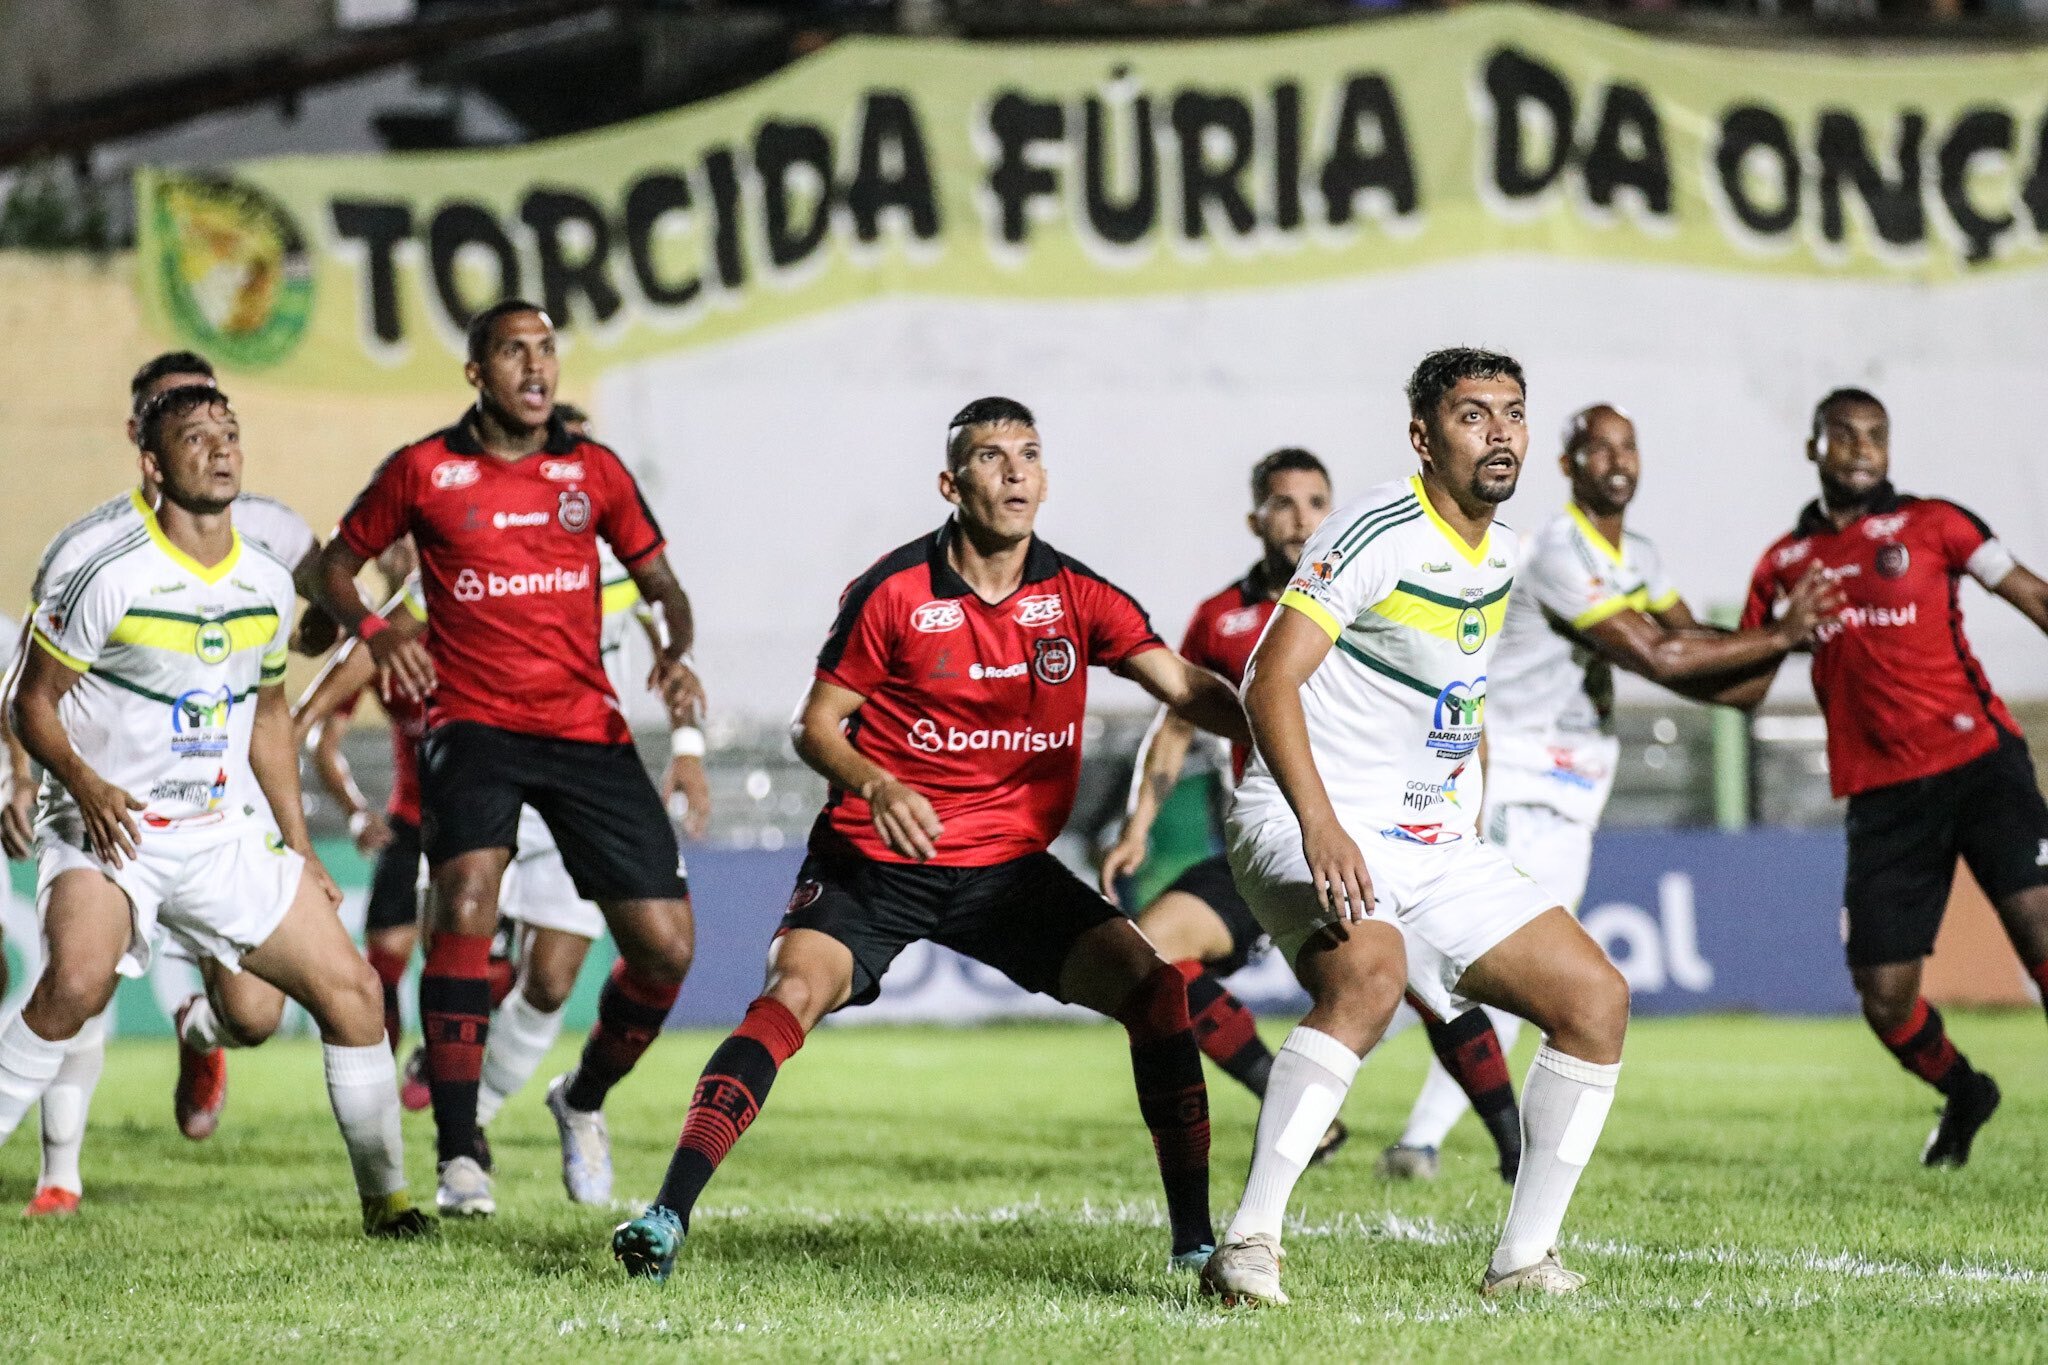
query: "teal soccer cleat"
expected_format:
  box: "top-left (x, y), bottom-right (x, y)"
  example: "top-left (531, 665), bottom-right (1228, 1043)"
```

top-left (612, 1205), bottom-right (685, 1281)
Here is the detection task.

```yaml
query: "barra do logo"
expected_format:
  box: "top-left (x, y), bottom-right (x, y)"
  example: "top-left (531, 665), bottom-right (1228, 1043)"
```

top-left (151, 173), bottom-right (314, 368)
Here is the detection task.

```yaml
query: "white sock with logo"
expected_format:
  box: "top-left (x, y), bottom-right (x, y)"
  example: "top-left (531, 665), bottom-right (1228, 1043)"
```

top-left (477, 991), bottom-right (566, 1126)
top-left (1401, 1008), bottom-right (1523, 1150)
top-left (1224, 1027), bottom-right (1362, 1244)
top-left (0, 1011), bottom-right (68, 1145)
top-left (38, 1009), bottom-right (109, 1195)
top-left (1490, 1045), bottom-right (1620, 1276)
top-left (324, 1042), bottom-right (407, 1199)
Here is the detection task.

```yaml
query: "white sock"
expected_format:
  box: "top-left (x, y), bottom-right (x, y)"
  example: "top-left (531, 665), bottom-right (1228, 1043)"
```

top-left (1400, 1008), bottom-right (1523, 1150)
top-left (0, 1011), bottom-right (69, 1144)
top-left (38, 1010), bottom-right (109, 1195)
top-left (1223, 1026), bottom-right (1362, 1244)
top-left (477, 991), bottom-right (566, 1126)
top-left (323, 1042), bottom-right (407, 1199)
top-left (1490, 1044), bottom-right (1620, 1276)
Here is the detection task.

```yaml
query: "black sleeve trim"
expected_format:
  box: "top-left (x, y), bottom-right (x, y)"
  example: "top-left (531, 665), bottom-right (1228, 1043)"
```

top-left (817, 537), bottom-right (929, 673)
top-left (1933, 498), bottom-right (1994, 541)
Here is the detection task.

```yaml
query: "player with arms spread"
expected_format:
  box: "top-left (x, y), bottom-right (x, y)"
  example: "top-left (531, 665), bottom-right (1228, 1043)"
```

top-left (1737, 388), bottom-right (2048, 1167)
top-left (0, 386), bottom-right (428, 1238)
top-left (611, 397), bottom-right (1251, 1282)
top-left (1204, 349), bottom-right (1631, 1306)
top-left (312, 301), bottom-right (702, 1217)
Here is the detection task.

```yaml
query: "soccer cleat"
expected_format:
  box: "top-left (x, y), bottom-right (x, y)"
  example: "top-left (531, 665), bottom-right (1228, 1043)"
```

top-left (399, 1046), bottom-right (432, 1113)
top-left (1922, 1072), bottom-right (2001, 1168)
top-left (1482, 1247), bottom-right (1586, 1297)
top-left (22, 1186), bottom-right (80, 1218)
top-left (613, 1205), bottom-right (684, 1281)
top-left (1169, 1244), bottom-right (1215, 1273)
top-left (435, 1156), bottom-right (496, 1217)
top-left (544, 1073), bottom-right (613, 1205)
top-left (1308, 1117), bottom-right (1350, 1167)
top-left (1201, 1233), bottom-right (1288, 1307)
top-left (362, 1191), bottom-right (438, 1239)
top-left (1375, 1143), bottom-right (1439, 1181)
top-left (172, 995), bottom-right (227, 1141)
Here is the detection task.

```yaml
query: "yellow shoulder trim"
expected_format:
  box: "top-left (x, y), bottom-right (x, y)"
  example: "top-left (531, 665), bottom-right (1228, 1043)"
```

top-left (1647, 588), bottom-right (1682, 613)
top-left (1566, 502), bottom-right (1625, 567)
top-left (31, 625), bottom-right (89, 672)
top-left (1570, 595), bottom-right (1636, 631)
top-left (140, 504), bottom-right (242, 586)
top-left (1278, 589), bottom-right (1342, 641)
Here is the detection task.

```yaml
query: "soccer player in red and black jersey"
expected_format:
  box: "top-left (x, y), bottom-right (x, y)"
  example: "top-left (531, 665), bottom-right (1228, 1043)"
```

top-left (611, 397), bottom-right (1252, 1281)
top-left (1738, 388), bottom-right (2048, 1167)
top-left (312, 301), bottom-right (702, 1217)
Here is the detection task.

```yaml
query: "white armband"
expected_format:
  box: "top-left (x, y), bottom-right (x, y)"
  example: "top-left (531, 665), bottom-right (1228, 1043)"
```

top-left (1967, 539), bottom-right (2018, 591)
top-left (670, 725), bottom-right (707, 759)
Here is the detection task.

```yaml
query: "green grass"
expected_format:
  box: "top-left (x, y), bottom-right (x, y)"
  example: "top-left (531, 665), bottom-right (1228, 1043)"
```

top-left (3, 1013), bottom-right (2045, 1362)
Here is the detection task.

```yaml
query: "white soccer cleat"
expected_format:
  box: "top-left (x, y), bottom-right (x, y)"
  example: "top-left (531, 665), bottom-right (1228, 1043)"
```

top-left (1481, 1248), bottom-right (1586, 1297)
top-left (1200, 1232), bottom-right (1289, 1307)
top-left (544, 1074), bottom-right (613, 1205)
top-left (435, 1156), bottom-right (496, 1218)
top-left (1376, 1143), bottom-right (1440, 1181)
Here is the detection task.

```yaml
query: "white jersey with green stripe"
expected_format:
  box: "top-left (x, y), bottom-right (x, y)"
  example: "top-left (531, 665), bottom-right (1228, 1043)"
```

top-left (1483, 505), bottom-right (1679, 826)
top-left (29, 506), bottom-right (295, 833)
top-left (1232, 474), bottom-right (1516, 839)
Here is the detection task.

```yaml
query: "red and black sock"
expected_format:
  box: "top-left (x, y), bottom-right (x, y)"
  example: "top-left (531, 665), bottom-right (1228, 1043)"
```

top-left (419, 932), bottom-right (493, 1164)
top-left (1116, 964), bottom-right (1214, 1257)
top-left (1174, 959), bottom-right (1274, 1097)
top-left (366, 943), bottom-right (409, 1053)
top-left (486, 953), bottom-right (517, 1011)
top-left (654, 997), bottom-right (807, 1229)
top-left (563, 960), bottom-right (682, 1112)
top-left (1422, 1006), bottom-right (1521, 1166)
top-left (1877, 998), bottom-right (1976, 1097)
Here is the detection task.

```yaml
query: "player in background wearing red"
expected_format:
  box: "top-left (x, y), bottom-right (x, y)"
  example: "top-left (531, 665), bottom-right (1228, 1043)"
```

top-left (611, 397), bottom-right (1251, 1282)
top-left (1737, 388), bottom-right (2048, 1166)
top-left (312, 301), bottom-right (703, 1217)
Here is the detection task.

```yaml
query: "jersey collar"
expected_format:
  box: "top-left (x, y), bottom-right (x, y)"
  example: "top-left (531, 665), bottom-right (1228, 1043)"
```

top-left (444, 406), bottom-right (580, 459)
top-left (926, 518), bottom-right (1061, 602)
top-left (1794, 480), bottom-right (1902, 538)
top-left (1566, 501), bottom-right (1625, 566)
top-left (1409, 474), bottom-right (1492, 567)
top-left (140, 494), bottom-right (243, 585)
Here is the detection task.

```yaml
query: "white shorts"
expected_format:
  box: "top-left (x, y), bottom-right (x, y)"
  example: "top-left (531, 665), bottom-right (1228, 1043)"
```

top-left (1227, 809), bottom-right (1557, 1021)
top-left (1486, 802), bottom-right (1595, 914)
top-left (499, 806), bottom-right (604, 941)
top-left (36, 818), bottom-right (302, 977)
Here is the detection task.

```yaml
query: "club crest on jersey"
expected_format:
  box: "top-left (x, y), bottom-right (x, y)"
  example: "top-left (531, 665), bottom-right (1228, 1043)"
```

top-left (540, 459), bottom-right (585, 482)
top-left (1033, 636), bottom-right (1078, 685)
top-left (431, 459), bottom-right (480, 490)
top-left (1014, 594), bottom-right (1064, 627)
top-left (557, 490), bottom-right (592, 533)
top-left (193, 618), bottom-right (232, 664)
top-left (911, 600), bottom-right (965, 633)
top-left (1456, 606), bottom-right (1487, 654)
top-left (1875, 542), bottom-right (1910, 578)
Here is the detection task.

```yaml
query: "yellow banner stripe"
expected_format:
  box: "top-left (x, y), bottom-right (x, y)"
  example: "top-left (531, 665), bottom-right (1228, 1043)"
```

top-left (108, 611), bottom-right (279, 656)
top-left (1369, 586), bottom-right (1508, 646)
top-left (1278, 589), bottom-right (1341, 641)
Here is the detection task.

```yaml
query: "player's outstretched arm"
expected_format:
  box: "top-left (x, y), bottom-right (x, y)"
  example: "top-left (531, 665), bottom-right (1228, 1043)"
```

top-left (1099, 706), bottom-right (1197, 900)
top-left (1992, 564), bottom-right (2048, 636)
top-left (10, 646), bottom-right (143, 867)
top-left (1582, 563), bottom-right (1838, 691)
top-left (791, 678), bottom-right (943, 862)
top-left (625, 553), bottom-right (706, 717)
top-left (1117, 648), bottom-right (1252, 748)
top-left (1242, 608), bottom-right (1373, 921)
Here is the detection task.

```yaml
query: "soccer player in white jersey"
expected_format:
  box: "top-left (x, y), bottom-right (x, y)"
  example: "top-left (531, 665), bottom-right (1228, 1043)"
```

top-left (1203, 349), bottom-right (1629, 1304)
top-left (1, 385), bottom-right (430, 1237)
top-left (1378, 404), bottom-right (1838, 1179)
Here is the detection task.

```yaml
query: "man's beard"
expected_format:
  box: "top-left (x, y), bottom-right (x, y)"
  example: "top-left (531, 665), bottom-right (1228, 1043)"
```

top-left (1819, 469), bottom-right (1880, 510)
top-left (1469, 460), bottom-right (1521, 506)
top-left (160, 481), bottom-right (234, 516)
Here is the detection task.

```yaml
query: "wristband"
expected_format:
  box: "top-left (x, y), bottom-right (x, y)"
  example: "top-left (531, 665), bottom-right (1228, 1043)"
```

top-left (356, 612), bottom-right (391, 643)
top-left (347, 809), bottom-right (374, 838)
top-left (670, 725), bottom-right (706, 759)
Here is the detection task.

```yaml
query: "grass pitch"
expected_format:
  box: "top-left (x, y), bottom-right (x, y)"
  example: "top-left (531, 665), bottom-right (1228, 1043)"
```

top-left (3, 1013), bottom-right (2045, 1362)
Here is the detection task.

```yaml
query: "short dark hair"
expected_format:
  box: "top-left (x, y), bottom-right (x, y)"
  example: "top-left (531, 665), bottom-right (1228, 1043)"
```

top-left (137, 384), bottom-right (231, 455)
top-left (130, 351), bottom-right (215, 414)
top-left (1250, 448), bottom-right (1329, 505)
top-left (1405, 348), bottom-right (1526, 424)
top-left (1810, 387), bottom-right (1884, 440)
top-left (945, 397), bottom-right (1036, 471)
top-left (465, 299), bottom-right (550, 366)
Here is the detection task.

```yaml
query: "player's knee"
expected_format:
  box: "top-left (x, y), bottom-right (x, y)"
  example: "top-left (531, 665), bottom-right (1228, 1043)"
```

top-left (522, 968), bottom-right (574, 1015)
top-left (625, 932), bottom-right (693, 988)
top-left (34, 964), bottom-right (115, 1035)
top-left (1572, 959), bottom-right (1632, 1051)
top-left (309, 957), bottom-right (386, 1038)
top-left (1323, 953), bottom-right (1406, 1025)
top-left (436, 876), bottom-right (501, 935)
top-left (219, 990), bottom-right (285, 1047)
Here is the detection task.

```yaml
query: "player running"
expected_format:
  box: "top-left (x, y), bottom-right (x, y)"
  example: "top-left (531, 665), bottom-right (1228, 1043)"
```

top-left (1377, 404), bottom-right (1838, 1181)
top-left (311, 301), bottom-right (702, 1218)
top-left (0, 385), bottom-right (430, 1237)
top-left (611, 397), bottom-right (1251, 1282)
top-left (1203, 349), bottom-right (1629, 1305)
top-left (1737, 387), bottom-right (2048, 1167)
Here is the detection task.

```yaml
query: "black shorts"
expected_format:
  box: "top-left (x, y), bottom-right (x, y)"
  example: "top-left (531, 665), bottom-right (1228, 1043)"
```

top-left (1843, 735), bottom-right (2048, 968)
top-left (1157, 854), bottom-right (1270, 978)
top-left (365, 815), bottom-right (424, 933)
top-left (780, 848), bottom-right (1121, 1009)
top-left (418, 721), bottom-right (686, 903)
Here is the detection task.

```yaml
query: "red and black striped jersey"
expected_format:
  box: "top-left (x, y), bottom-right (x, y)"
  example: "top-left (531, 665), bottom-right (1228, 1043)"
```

top-left (814, 519), bottom-right (1163, 866)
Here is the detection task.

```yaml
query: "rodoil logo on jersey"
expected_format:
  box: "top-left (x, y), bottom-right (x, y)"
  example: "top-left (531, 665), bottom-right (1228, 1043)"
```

top-left (906, 718), bottom-right (1075, 754)
top-left (171, 686), bottom-right (234, 759)
top-left (1428, 677), bottom-right (1484, 759)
